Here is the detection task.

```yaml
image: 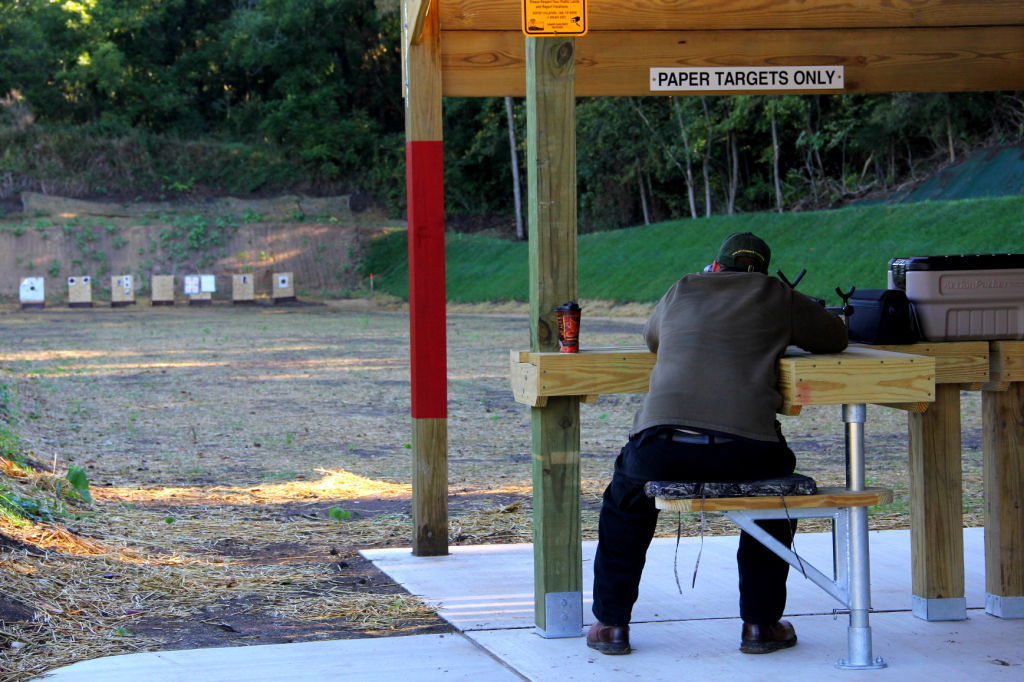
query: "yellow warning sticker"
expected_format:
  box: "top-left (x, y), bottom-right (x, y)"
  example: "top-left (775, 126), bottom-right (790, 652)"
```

top-left (522, 0), bottom-right (588, 37)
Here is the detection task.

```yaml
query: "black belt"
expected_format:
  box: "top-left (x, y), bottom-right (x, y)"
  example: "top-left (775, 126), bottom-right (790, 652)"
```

top-left (657, 429), bottom-right (734, 445)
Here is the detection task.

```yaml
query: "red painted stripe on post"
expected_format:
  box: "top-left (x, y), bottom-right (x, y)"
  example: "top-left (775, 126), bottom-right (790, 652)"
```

top-left (406, 140), bottom-right (447, 419)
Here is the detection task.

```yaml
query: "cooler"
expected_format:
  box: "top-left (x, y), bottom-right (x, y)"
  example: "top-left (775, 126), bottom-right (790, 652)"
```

top-left (888, 254), bottom-right (1024, 342)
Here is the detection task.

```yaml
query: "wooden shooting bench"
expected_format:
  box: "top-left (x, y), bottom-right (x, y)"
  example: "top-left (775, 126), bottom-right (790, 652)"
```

top-left (864, 340), bottom-right (1024, 622)
top-left (511, 341), bottom-right (1024, 623)
top-left (401, 0), bottom-right (1024, 666)
top-left (512, 343), bottom-right (936, 667)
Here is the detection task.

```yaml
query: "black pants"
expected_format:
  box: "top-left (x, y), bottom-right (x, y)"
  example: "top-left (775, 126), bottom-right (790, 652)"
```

top-left (592, 428), bottom-right (798, 627)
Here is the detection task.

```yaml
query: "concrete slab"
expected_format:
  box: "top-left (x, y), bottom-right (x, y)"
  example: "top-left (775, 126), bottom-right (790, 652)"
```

top-left (42, 528), bottom-right (1018, 681)
top-left (467, 612), bottom-right (1024, 681)
top-left (40, 633), bottom-right (524, 682)
top-left (361, 528), bottom-right (988, 631)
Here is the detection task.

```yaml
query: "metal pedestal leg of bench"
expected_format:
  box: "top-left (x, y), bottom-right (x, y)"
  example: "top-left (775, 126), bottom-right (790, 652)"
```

top-left (724, 506), bottom-right (884, 669)
top-left (722, 403), bottom-right (886, 670)
top-left (840, 403), bottom-right (885, 670)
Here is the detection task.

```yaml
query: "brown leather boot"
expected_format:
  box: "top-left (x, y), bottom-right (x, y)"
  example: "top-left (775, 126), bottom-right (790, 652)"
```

top-left (586, 621), bottom-right (631, 655)
top-left (740, 620), bottom-right (797, 654)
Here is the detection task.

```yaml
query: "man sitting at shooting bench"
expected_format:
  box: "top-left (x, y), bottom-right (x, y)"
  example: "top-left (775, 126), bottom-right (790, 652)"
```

top-left (587, 232), bottom-right (848, 656)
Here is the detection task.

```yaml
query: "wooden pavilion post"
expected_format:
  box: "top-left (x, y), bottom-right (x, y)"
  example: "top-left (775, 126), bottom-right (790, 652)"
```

top-left (982, 345), bottom-right (1024, 619)
top-left (404, 0), bottom-right (448, 557)
top-left (907, 383), bottom-right (965, 620)
top-left (526, 36), bottom-right (582, 637)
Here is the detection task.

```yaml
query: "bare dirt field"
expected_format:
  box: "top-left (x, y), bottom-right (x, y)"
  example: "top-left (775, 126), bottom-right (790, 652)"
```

top-left (0, 300), bottom-right (985, 680)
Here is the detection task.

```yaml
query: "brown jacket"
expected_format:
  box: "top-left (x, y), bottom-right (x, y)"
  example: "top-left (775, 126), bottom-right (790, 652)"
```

top-left (632, 271), bottom-right (848, 442)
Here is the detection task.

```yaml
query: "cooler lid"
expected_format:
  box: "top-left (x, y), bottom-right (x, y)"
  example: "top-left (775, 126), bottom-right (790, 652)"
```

top-left (890, 254), bottom-right (1024, 271)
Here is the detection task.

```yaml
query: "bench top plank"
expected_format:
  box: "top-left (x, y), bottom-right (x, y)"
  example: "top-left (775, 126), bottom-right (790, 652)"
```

top-left (511, 345), bottom-right (936, 409)
top-left (863, 341), bottom-right (989, 384)
top-left (653, 486), bottom-right (894, 512)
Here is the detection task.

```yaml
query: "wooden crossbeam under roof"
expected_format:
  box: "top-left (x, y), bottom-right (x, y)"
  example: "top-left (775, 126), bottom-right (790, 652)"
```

top-left (439, 0), bottom-right (1024, 31)
top-left (430, 0), bottom-right (1024, 97)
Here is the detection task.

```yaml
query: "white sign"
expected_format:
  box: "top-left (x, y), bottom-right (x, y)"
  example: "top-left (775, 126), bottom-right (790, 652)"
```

top-left (650, 66), bottom-right (844, 92)
top-left (183, 275), bottom-right (200, 295)
top-left (278, 275), bottom-right (290, 288)
top-left (20, 278), bottom-right (44, 302)
top-left (200, 275), bottom-right (216, 293)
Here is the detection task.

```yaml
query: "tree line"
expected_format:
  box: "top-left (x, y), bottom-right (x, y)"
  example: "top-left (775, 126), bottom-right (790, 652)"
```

top-left (1, 0), bottom-right (1021, 232)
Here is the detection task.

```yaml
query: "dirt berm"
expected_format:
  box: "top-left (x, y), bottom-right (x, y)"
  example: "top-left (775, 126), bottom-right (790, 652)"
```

top-left (0, 193), bottom-right (403, 300)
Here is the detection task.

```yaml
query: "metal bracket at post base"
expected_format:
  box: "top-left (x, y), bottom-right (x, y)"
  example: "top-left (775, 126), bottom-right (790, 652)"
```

top-left (986, 594), bottom-right (1024, 619)
top-left (912, 595), bottom-right (967, 621)
top-left (537, 591), bottom-right (583, 638)
top-left (836, 627), bottom-right (888, 670)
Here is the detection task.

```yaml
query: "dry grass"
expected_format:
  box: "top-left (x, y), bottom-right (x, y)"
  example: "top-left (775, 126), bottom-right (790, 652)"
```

top-left (0, 301), bottom-right (986, 680)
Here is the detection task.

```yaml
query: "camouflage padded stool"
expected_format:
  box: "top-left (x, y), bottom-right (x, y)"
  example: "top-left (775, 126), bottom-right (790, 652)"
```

top-left (647, 472), bottom-right (893, 670)
top-left (645, 473), bottom-right (818, 501)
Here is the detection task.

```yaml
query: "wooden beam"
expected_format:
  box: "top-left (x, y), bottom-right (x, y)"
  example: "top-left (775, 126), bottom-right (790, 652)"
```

top-left (441, 26), bottom-right (1024, 97)
top-left (873, 402), bottom-right (930, 413)
top-left (407, 0), bottom-right (432, 45)
top-left (866, 341), bottom-right (989, 384)
top-left (982, 381), bottom-right (1024, 616)
top-left (405, 5), bottom-right (443, 137)
top-left (511, 348), bottom-right (655, 405)
top-left (527, 40), bottom-right (578, 354)
top-left (990, 340), bottom-right (1024, 383)
top-left (654, 486), bottom-right (894, 513)
top-left (527, 35), bottom-right (582, 637)
top-left (441, 0), bottom-right (1024, 31)
top-left (778, 346), bottom-right (935, 409)
top-left (908, 382), bottom-right (965, 620)
top-left (412, 418), bottom-right (448, 551)
top-left (510, 346), bottom-right (937, 408)
top-left (405, 1), bottom-right (448, 557)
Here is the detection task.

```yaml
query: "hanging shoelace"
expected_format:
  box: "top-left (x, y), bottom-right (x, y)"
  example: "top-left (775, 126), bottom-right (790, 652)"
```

top-left (672, 484), bottom-right (708, 594)
top-left (674, 487), bottom-right (809, 594)
top-left (780, 493), bottom-right (808, 579)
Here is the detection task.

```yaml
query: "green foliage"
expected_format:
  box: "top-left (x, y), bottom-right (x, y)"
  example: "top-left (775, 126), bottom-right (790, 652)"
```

top-left (2, 0), bottom-right (1021, 223)
top-left (0, 421), bottom-right (20, 461)
top-left (151, 213), bottom-right (240, 270)
top-left (1, 122), bottom-right (307, 199)
top-left (366, 195), bottom-right (1024, 304)
top-left (327, 506), bottom-right (352, 521)
top-left (443, 98), bottom-right (519, 218)
top-left (1, 0), bottom-right (403, 201)
top-left (0, 383), bottom-right (71, 523)
top-left (65, 466), bottom-right (92, 503)
top-left (47, 258), bottom-right (60, 277)
top-left (0, 486), bottom-right (58, 524)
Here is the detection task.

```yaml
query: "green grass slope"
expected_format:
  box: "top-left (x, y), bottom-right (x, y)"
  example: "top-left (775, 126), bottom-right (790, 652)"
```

top-left (364, 195), bottom-right (1024, 306)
